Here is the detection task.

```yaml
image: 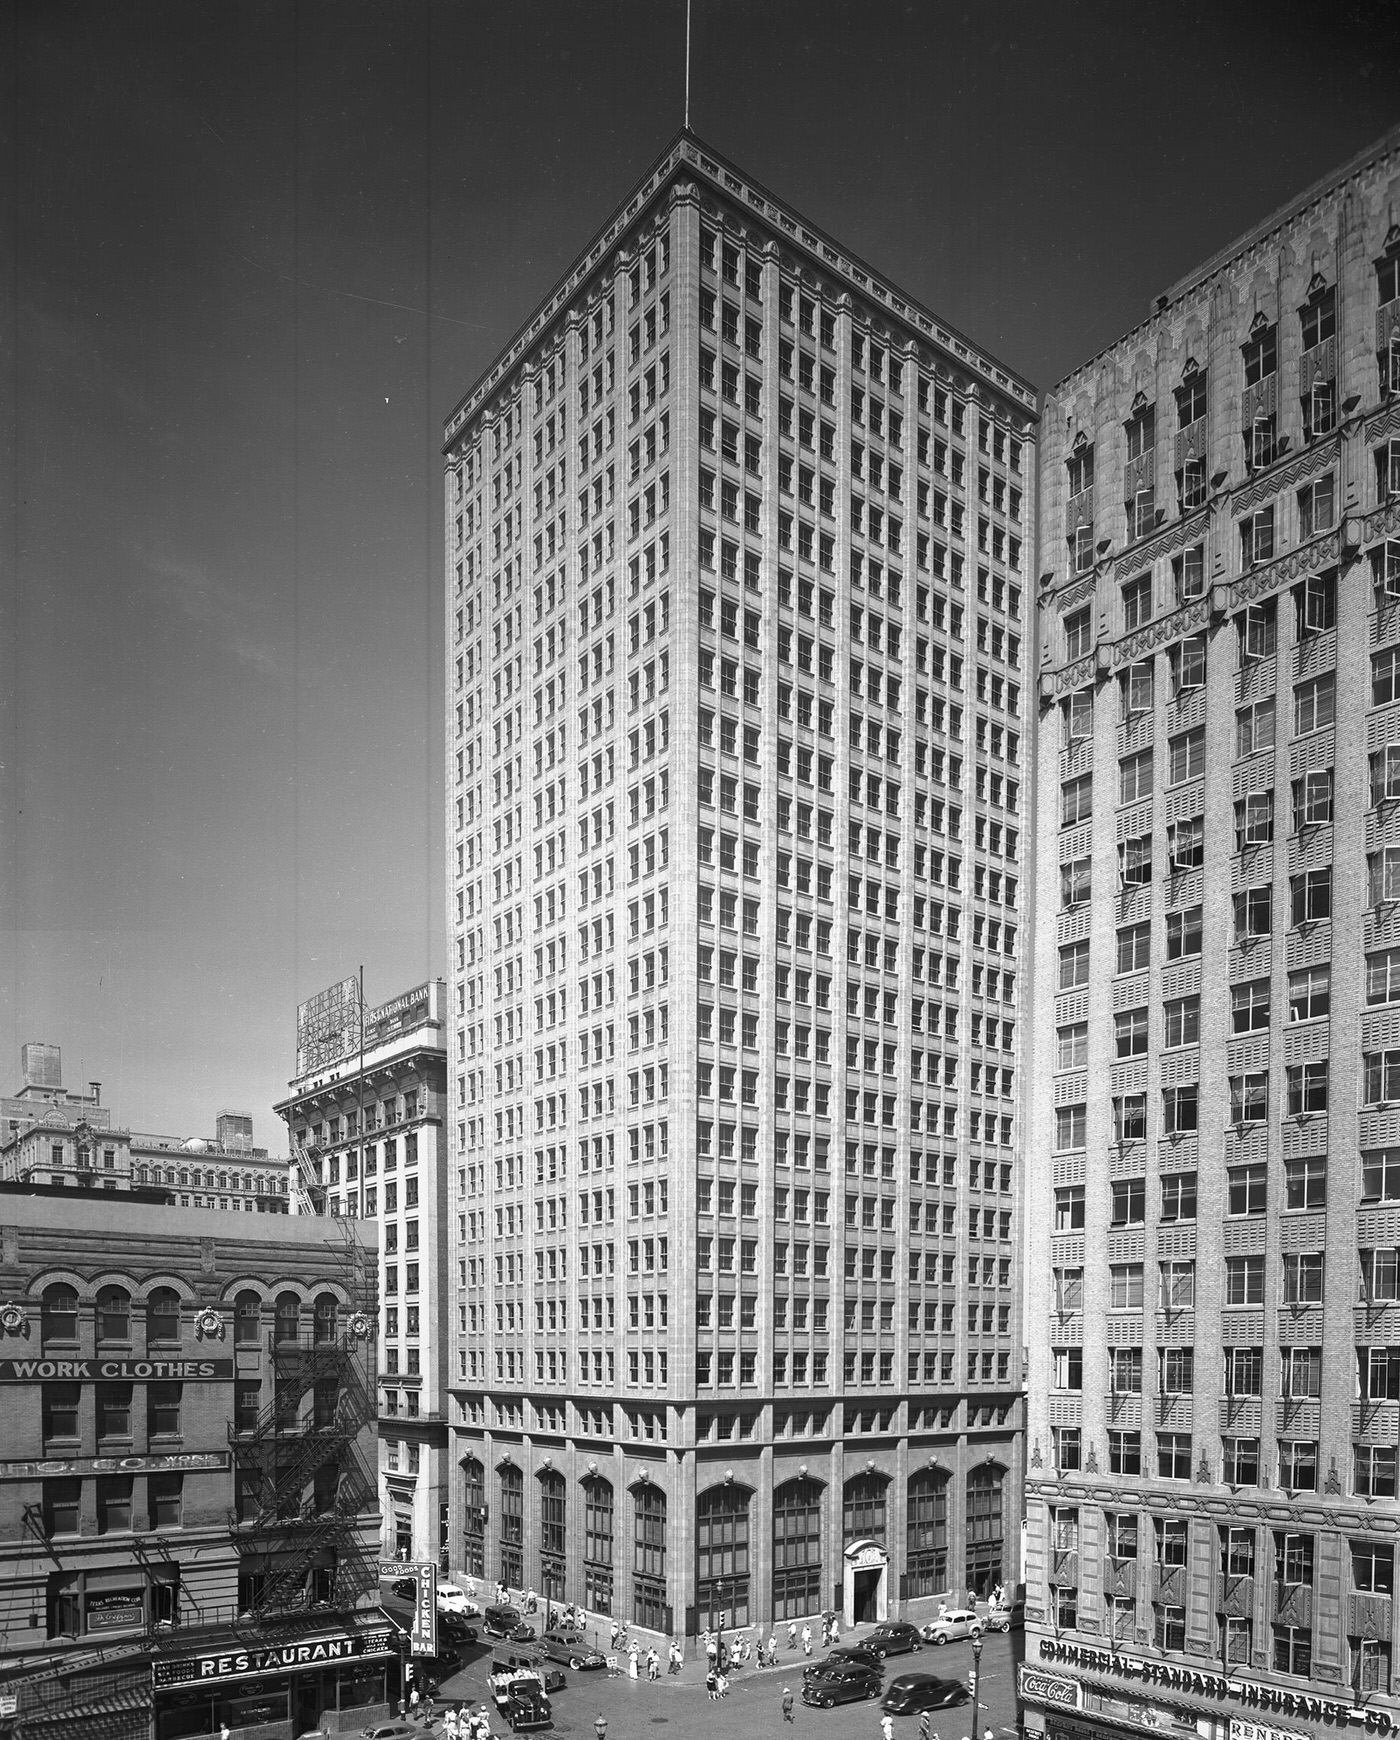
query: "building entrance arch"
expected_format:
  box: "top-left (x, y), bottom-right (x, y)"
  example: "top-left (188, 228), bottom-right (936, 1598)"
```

top-left (842, 1537), bottom-right (889, 1627)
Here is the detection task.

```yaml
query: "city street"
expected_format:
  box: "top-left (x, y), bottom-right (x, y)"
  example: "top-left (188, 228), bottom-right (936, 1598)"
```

top-left (423, 1624), bottom-right (1024, 1740)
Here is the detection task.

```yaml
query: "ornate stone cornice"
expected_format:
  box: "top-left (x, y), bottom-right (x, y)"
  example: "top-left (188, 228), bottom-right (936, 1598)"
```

top-left (1112, 596), bottom-right (1212, 670)
top-left (1228, 528), bottom-right (1342, 609)
top-left (1364, 498), bottom-right (1400, 544)
top-left (1112, 508), bottom-right (1210, 584)
top-left (1364, 401), bottom-right (1400, 447)
top-left (1231, 433), bottom-right (1339, 518)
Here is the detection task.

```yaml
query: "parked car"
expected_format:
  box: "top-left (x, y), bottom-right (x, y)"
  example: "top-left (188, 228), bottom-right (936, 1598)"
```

top-left (804, 1646), bottom-right (883, 1682)
top-left (982, 1600), bottom-right (1024, 1633)
top-left (361, 1725), bottom-right (421, 1740)
top-left (389, 1576), bottom-right (419, 1602)
top-left (801, 1662), bottom-right (883, 1707)
top-left (882, 1673), bottom-right (969, 1715)
top-left (867, 1622), bottom-right (924, 1658)
top-left (540, 1629), bottom-right (607, 1670)
top-left (920, 1608), bottom-right (984, 1645)
top-left (484, 1604), bottom-right (533, 1640)
top-left (439, 1612), bottom-right (480, 1645)
top-left (437, 1582), bottom-right (479, 1616)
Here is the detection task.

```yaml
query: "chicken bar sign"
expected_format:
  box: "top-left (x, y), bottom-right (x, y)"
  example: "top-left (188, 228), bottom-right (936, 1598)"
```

top-left (152, 1629), bottom-right (395, 1688)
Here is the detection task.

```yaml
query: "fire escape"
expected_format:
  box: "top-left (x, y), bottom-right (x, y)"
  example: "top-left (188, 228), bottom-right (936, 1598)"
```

top-left (228, 1205), bottom-right (379, 1620)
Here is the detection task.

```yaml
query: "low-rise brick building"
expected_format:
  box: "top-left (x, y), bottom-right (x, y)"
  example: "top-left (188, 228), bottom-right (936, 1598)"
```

top-left (0, 1191), bottom-right (387, 1740)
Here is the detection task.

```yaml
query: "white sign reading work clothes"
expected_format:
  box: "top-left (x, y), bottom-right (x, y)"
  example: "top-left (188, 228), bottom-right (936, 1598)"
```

top-left (1232, 1720), bottom-right (1311, 1740)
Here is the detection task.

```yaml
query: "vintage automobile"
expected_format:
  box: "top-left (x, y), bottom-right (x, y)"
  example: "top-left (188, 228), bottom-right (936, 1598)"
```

top-left (919, 1608), bottom-right (985, 1645)
top-left (803, 1646), bottom-right (884, 1682)
top-left (488, 1662), bottom-right (554, 1731)
top-left (540, 1628), bottom-right (606, 1670)
top-left (882, 1673), bottom-right (970, 1714)
top-left (866, 1621), bottom-right (925, 1658)
top-left (981, 1599), bottom-right (1025, 1633)
top-left (800, 1660), bottom-right (883, 1707)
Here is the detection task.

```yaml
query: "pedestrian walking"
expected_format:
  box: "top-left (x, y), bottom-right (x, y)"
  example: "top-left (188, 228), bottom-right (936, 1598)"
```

top-left (782, 1687), bottom-right (795, 1723)
top-left (716, 1672), bottom-right (730, 1698)
top-left (882, 1713), bottom-right (895, 1740)
top-left (768, 1632), bottom-right (778, 1665)
top-left (706, 1631), bottom-right (718, 1667)
top-left (409, 1684), bottom-right (421, 1720)
top-left (787, 1621), bottom-right (797, 1649)
top-left (801, 1622), bottom-right (812, 1656)
top-left (821, 1616), bottom-right (831, 1648)
top-left (831, 1615), bottom-right (841, 1644)
top-left (611, 1617), bottom-right (621, 1650)
top-left (647, 1646), bottom-right (659, 1681)
top-left (707, 1669), bottom-right (719, 1700)
top-left (918, 1713), bottom-right (932, 1740)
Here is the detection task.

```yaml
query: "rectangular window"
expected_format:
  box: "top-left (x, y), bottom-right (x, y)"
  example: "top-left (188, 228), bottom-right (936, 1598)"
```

top-left (1166, 906), bottom-right (1202, 959)
top-left (1171, 635), bottom-right (1206, 695)
top-left (1116, 923), bottom-right (1150, 974)
top-left (1059, 940), bottom-right (1091, 989)
top-left (1061, 774), bottom-right (1092, 828)
top-left (1236, 698), bottom-right (1276, 758)
top-left (1120, 749), bottom-right (1154, 804)
top-left (1169, 728), bottom-right (1205, 785)
top-left (1294, 674), bottom-right (1335, 735)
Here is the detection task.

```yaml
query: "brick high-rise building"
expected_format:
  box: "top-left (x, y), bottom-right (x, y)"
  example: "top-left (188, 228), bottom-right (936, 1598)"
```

top-left (1023, 125), bottom-right (1400, 1740)
top-left (445, 131), bottom-right (1037, 1637)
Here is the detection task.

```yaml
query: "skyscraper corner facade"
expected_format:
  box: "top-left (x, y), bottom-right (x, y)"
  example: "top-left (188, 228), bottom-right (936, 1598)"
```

top-left (444, 130), bottom-right (1037, 1638)
top-left (1024, 123), bottom-right (1400, 1740)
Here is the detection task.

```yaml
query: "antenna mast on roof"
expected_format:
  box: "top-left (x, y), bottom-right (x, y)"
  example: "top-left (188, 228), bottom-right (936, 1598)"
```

top-left (684, 0), bottom-right (691, 130)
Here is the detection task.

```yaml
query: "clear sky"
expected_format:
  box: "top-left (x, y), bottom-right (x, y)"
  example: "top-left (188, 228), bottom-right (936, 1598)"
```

top-left (3, 0), bottom-right (1398, 1144)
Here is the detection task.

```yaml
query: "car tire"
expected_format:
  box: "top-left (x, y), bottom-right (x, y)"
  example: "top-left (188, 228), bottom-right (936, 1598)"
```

top-left (932, 1632), bottom-right (947, 1645)
top-left (867, 1686), bottom-right (880, 1700)
top-left (570, 1657), bottom-right (584, 1670)
top-left (911, 1641), bottom-right (922, 1652)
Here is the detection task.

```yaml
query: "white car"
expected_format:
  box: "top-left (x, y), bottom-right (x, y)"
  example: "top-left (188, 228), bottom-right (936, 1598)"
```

top-left (920, 1608), bottom-right (984, 1645)
top-left (436, 1582), bottom-right (480, 1616)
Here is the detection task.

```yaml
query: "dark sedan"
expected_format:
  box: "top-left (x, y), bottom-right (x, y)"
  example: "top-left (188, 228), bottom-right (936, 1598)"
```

top-left (801, 1663), bottom-right (883, 1707)
top-left (540, 1629), bottom-right (607, 1670)
top-left (867, 1622), bottom-right (924, 1658)
top-left (882, 1673), bottom-right (969, 1715)
top-left (803, 1646), bottom-right (883, 1681)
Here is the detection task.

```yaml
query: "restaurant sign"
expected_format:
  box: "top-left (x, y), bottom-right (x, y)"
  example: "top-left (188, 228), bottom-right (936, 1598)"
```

top-left (152, 1629), bottom-right (395, 1689)
top-left (1036, 1641), bottom-right (1398, 1734)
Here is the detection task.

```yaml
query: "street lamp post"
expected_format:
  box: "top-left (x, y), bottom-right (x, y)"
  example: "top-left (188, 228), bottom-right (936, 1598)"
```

top-left (970, 1633), bottom-right (984, 1740)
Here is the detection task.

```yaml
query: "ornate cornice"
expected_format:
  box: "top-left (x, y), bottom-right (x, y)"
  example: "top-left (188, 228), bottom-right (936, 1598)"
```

top-left (1112, 596), bottom-right (1212, 670)
top-left (1364, 498), bottom-right (1400, 544)
top-left (1364, 401), bottom-right (1400, 447)
top-left (1112, 508), bottom-right (1210, 584)
top-left (1231, 433), bottom-right (1339, 518)
top-left (1228, 528), bottom-right (1342, 610)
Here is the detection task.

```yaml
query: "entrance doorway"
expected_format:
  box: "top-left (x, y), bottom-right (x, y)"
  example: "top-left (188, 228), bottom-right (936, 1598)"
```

top-left (294, 1677), bottom-right (322, 1734)
top-left (852, 1568), bottom-right (880, 1624)
top-left (395, 1517), bottom-right (413, 1559)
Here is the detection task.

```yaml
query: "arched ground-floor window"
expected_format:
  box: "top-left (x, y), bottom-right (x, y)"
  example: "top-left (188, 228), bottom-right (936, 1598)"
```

top-left (697, 1485), bottom-right (750, 1629)
top-left (772, 1478), bottom-right (823, 1619)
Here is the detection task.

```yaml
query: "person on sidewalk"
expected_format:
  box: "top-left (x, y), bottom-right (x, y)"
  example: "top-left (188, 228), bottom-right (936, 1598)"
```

top-left (787, 1621), bottom-right (797, 1649)
top-left (918, 1713), bottom-right (932, 1740)
top-left (801, 1622), bottom-right (812, 1656)
top-left (831, 1615), bottom-right (841, 1644)
top-left (707, 1669), bottom-right (719, 1700)
top-left (782, 1687), bottom-right (795, 1723)
top-left (646, 1646), bottom-right (659, 1681)
top-left (881, 1714), bottom-right (894, 1740)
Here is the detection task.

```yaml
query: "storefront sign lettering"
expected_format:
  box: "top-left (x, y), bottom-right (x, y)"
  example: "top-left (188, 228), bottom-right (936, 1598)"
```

top-left (1035, 1640), bottom-right (1396, 1734)
top-left (152, 1630), bottom-right (394, 1688)
top-left (0, 1359), bottom-right (234, 1382)
top-left (1234, 1720), bottom-right (1312, 1740)
top-left (0, 1450), bottom-right (230, 1480)
top-left (1020, 1667), bottom-right (1079, 1708)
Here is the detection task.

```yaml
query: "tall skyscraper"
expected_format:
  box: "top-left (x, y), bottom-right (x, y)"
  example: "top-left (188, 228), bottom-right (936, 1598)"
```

top-left (445, 131), bottom-right (1036, 1637)
top-left (1023, 126), bottom-right (1400, 1740)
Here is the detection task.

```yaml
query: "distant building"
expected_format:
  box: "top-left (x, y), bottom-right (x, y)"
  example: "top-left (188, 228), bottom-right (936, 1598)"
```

top-left (275, 979), bottom-right (451, 1571)
top-left (0, 1191), bottom-right (386, 1740)
top-left (0, 1044), bottom-right (290, 1210)
top-left (1024, 126), bottom-right (1400, 1740)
